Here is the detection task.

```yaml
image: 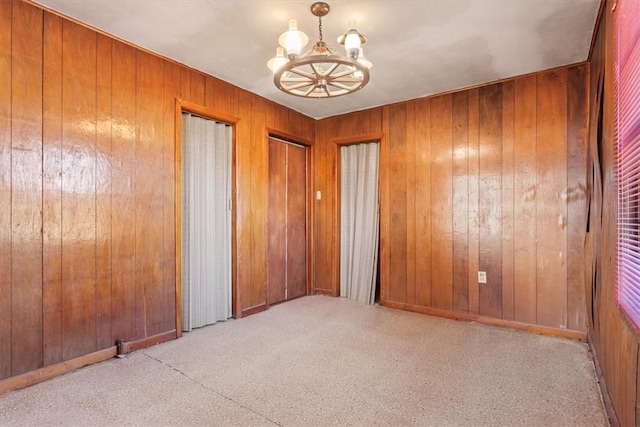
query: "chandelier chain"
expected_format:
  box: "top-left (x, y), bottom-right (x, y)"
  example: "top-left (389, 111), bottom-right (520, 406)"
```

top-left (318, 16), bottom-right (324, 42)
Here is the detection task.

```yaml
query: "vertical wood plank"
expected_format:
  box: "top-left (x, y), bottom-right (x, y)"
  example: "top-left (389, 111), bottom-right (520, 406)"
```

top-left (250, 97), bottom-right (268, 308)
top-left (268, 139), bottom-right (287, 304)
top-left (388, 104), bottom-right (408, 303)
top-left (180, 66), bottom-right (191, 101)
top-left (189, 69), bottom-right (205, 106)
top-left (379, 108), bottom-right (390, 302)
top-left (42, 12), bottom-right (64, 365)
top-left (501, 80), bottom-right (515, 320)
top-left (236, 89), bottom-right (252, 312)
top-left (61, 21), bottom-right (97, 360)
top-left (95, 34), bottom-right (113, 349)
top-left (536, 69), bottom-right (568, 329)
top-left (136, 51), bottom-right (165, 338)
top-left (406, 102), bottom-right (417, 305)
top-left (468, 89), bottom-right (480, 315)
top-left (514, 76), bottom-right (537, 324)
top-left (430, 94), bottom-right (453, 311)
top-left (11, 0), bottom-right (43, 375)
top-left (478, 84), bottom-right (502, 318)
top-left (163, 62), bottom-right (180, 331)
top-left (452, 91), bottom-right (469, 313)
top-left (414, 98), bottom-right (432, 306)
top-left (111, 41), bottom-right (137, 342)
top-left (0, 0), bottom-right (12, 380)
top-left (566, 64), bottom-right (588, 332)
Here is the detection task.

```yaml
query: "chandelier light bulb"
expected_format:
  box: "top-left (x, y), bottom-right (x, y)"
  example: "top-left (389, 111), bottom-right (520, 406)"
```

top-left (267, 47), bottom-right (288, 74)
top-left (343, 19), bottom-right (362, 59)
top-left (278, 19), bottom-right (309, 59)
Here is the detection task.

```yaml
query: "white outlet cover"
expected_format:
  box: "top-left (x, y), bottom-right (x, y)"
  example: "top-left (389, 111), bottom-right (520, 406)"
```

top-left (478, 271), bottom-right (487, 284)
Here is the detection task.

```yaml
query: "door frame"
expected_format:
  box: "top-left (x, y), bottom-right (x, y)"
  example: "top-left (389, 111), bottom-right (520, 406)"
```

top-left (265, 129), bottom-right (314, 309)
top-left (333, 133), bottom-right (385, 302)
top-left (175, 99), bottom-right (240, 338)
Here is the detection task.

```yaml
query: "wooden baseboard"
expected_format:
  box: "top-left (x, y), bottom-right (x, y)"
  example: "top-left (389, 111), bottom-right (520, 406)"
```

top-left (0, 346), bottom-right (117, 396)
top-left (381, 300), bottom-right (588, 341)
top-left (118, 330), bottom-right (177, 355)
top-left (241, 303), bottom-right (267, 317)
top-left (587, 334), bottom-right (620, 427)
top-left (0, 330), bottom-right (179, 396)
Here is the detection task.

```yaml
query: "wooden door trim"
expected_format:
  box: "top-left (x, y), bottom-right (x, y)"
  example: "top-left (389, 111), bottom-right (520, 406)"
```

top-left (333, 133), bottom-right (385, 300)
top-left (175, 99), bottom-right (241, 337)
top-left (265, 129), bottom-right (313, 308)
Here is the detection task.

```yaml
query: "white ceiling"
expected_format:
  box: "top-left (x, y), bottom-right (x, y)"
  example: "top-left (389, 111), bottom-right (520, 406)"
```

top-left (33, 0), bottom-right (601, 120)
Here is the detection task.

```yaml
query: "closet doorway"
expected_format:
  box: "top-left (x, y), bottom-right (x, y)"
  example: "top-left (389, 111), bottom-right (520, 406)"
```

top-left (339, 140), bottom-right (380, 305)
top-left (180, 111), bottom-right (233, 332)
top-left (267, 137), bottom-right (308, 305)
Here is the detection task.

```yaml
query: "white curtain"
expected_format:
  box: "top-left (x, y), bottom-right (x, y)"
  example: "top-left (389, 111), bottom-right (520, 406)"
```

top-left (340, 142), bottom-right (380, 305)
top-left (181, 113), bottom-right (232, 331)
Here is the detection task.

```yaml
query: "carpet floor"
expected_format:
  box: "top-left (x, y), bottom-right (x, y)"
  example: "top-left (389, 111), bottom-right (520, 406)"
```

top-left (0, 295), bottom-right (607, 426)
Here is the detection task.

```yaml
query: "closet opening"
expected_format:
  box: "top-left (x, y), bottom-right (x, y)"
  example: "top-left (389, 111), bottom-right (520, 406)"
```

top-left (176, 102), bottom-right (239, 336)
top-left (337, 138), bottom-right (381, 305)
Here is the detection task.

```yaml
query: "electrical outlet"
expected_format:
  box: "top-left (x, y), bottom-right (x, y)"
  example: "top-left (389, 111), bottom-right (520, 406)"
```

top-left (316, 190), bottom-right (322, 200)
top-left (478, 271), bottom-right (487, 284)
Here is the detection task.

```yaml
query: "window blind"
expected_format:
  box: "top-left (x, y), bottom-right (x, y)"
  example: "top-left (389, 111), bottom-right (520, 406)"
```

top-left (616, 0), bottom-right (640, 330)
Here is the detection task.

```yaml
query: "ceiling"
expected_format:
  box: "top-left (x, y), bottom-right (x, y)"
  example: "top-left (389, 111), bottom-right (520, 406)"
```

top-left (33, 0), bottom-right (601, 120)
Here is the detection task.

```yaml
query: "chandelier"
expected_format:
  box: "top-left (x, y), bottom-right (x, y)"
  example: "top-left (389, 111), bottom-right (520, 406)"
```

top-left (266, 2), bottom-right (372, 98)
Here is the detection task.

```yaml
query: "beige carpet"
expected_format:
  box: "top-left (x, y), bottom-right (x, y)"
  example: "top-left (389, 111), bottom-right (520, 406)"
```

top-left (0, 295), bottom-right (607, 426)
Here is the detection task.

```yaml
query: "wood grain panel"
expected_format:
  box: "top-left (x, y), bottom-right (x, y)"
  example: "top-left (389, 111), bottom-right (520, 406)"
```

top-left (11, 0), bottom-right (43, 376)
top-left (61, 20), bottom-right (97, 360)
top-left (430, 94), bottom-right (453, 311)
top-left (513, 76), bottom-right (538, 324)
top-left (189, 69), bottom-right (205, 106)
top-left (406, 102), bottom-right (417, 305)
top-left (42, 12), bottom-right (64, 365)
top-left (414, 98), bottom-right (432, 306)
top-left (235, 89), bottom-right (253, 312)
top-left (268, 139), bottom-right (287, 304)
top-left (388, 104), bottom-right (408, 303)
top-left (467, 89), bottom-right (480, 315)
top-left (536, 69), bottom-right (568, 329)
top-left (95, 34), bottom-right (113, 350)
top-left (478, 84), bottom-right (502, 318)
top-left (250, 97), bottom-right (268, 308)
top-left (110, 40), bottom-right (137, 342)
top-left (0, 0), bottom-right (12, 380)
top-left (163, 61), bottom-right (180, 331)
top-left (287, 144), bottom-right (308, 299)
top-left (452, 91), bottom-right (469, 313)
top-left (566, 64), bottom-right (588, 332)
top-left (501, 80), bottom-right (515, 321)
top-left (135, 51), bottom-right (165, 338)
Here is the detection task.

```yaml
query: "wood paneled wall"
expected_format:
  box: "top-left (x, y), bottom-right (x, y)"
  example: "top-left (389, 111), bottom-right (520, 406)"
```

top-left (587, 2), bottom-right (640, 425)
top-left (314, 65), bottom-right (589, 332)
top-left (0, 0), bottom-right (314, 382)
